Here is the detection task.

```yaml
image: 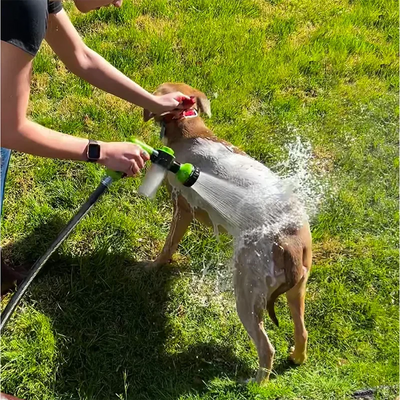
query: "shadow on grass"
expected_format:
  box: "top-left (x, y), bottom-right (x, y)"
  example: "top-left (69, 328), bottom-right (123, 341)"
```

top-left (270, 358), bottom-right (299, 378)
top-left (2, 217), bottom-right (254, 400)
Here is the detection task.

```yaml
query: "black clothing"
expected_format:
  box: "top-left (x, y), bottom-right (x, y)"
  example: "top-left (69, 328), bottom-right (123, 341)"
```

top-left (1, 0), bottom-right (63, 56)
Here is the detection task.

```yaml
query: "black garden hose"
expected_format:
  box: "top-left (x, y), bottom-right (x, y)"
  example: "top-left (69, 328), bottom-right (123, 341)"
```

top-left (0, 176), bottom-right (113, 332)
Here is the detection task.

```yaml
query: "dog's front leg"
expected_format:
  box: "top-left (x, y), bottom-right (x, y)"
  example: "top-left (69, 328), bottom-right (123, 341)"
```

top-left (150, 194), bottom-right (193, 268)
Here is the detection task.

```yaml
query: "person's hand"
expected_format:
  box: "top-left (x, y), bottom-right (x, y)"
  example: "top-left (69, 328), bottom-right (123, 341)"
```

top-left (98, 142), bottom-right (150, 177)
top-left (149, 92), bottom-right (192, 116)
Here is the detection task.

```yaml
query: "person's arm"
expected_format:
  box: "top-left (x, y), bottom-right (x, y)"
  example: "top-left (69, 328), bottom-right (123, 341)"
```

top-left (1, 41), bottom-right (89, 160)
top-left (1, 41), bottom-right (148, 176)
top-left (45, 9), bottom-right (186, 115)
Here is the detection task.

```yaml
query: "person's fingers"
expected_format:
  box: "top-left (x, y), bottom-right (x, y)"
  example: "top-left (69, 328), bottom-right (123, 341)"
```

top-left (140, 150), bottom-right (150, 161)
top-left (135, 154), bottom-right (145, 170)
top-left (175, 93), bottom-right (190, 101)
top-left (166, 93), bottom-right (189, 110)
top-left (124, 168), bottom-right (134, 177)
top-left (129, 160), bottom-right (140, 176)
top-left (175, 94), bottom-right (194, 109)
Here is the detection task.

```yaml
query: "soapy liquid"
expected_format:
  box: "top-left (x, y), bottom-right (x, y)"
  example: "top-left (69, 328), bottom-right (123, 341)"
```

top-left (138, 164), bottom-right (167, 199)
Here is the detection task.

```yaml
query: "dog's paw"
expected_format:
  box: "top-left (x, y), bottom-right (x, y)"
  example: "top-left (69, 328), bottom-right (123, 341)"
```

top-left (238, 369), bottom-right (270, 386)
top-left (255, 367), bottom-right (271, 386)
top-left (144, 261), bottom-right (165, 270)
top-left (144, 255), bottom-right (174, 270)
top-left (240, 377), bottom-right (255, 385)
top-left (238, 376), bottom-right (257, 386)
top-left (289, 346), bottom-right (307, 365)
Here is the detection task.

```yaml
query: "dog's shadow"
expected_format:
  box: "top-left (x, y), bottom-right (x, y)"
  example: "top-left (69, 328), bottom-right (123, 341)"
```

top-left (2, 217), bottom-right (257, 400)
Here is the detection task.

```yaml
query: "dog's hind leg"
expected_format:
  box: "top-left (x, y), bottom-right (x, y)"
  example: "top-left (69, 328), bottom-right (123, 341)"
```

top-left (151, 194), bottom-right (193, 267)
top-left (286, 228), bottom-right (312, 364)
top-left (285, 239), bottom-right (312, 364)
top-left (286, 275), bottom-right (308, 364)
top-left (234, 262), bottom-right (274, 385)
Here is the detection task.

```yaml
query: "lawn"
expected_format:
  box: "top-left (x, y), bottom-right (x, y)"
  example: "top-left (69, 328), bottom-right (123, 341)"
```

top-left (1, 0), bottom-right (399, 399)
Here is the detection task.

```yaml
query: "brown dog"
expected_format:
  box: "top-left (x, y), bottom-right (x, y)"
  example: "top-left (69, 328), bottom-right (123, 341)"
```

top-left (144, 83), bottom-right (312, 384)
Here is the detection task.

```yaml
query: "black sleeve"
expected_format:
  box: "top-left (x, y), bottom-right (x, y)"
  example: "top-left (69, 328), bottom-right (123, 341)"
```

top-left (48, 1), bottom-right (63, 14)
top-left (1, 0), bottom-right (63, 57)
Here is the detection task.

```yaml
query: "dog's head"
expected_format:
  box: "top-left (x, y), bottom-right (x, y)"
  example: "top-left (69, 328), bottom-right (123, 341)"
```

top-left (143, 83), bottom-right (211, 123)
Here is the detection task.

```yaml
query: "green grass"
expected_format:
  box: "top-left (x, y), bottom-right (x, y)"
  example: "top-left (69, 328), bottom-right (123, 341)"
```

top-left (1, 0), bottom-right (398, 398)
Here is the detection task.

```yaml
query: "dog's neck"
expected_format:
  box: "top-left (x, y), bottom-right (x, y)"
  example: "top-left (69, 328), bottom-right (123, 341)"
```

top-left (161, 117), bottom-right (214, 145)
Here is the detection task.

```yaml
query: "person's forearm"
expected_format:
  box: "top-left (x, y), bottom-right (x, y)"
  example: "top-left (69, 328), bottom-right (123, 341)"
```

top-left (2, 120), bottom-right (89, 160)
top-left (70, 47), bottom-right (157, 110)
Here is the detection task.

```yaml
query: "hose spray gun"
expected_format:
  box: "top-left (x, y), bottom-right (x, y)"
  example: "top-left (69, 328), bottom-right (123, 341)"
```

top-left (107, 138), bottom-right (200, 198)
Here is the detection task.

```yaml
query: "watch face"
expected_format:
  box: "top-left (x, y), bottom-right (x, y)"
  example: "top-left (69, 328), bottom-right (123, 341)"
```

top-left (88, 143), bottom-right (101, 160)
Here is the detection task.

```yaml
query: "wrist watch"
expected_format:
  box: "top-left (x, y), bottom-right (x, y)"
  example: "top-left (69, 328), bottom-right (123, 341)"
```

top-left (86, 139), bottom-right (101, 162)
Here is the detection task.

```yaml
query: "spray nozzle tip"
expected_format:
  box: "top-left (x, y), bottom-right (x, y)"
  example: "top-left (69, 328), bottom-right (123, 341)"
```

top-left (176, 163), bottom-right (200, 187)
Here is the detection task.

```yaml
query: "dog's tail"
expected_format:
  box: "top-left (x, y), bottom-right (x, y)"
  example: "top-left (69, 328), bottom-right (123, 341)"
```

top-left (267, 282), bottom-right (292, 327)
top-left (266, 238), bottom-right (307, 327)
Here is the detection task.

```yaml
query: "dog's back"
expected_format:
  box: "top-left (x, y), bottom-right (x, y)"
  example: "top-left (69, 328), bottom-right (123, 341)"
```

top-left (168, 136), bottom-right (279, 188)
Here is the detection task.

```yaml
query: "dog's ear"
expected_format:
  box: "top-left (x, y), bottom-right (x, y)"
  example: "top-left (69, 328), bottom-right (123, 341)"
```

top-left (143, 109), bottom-right (154, 122)
top-left (195, 93), bottom-right (211, 118)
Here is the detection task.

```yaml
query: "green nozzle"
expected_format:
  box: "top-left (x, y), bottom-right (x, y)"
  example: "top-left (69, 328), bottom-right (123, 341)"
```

top-left (176, 163), bottom-right (193, 183)
top-left (131, 138), bottom-right (176, 168)
top-left (176, 163), bottom-right (200, 187)
top-left (130, 137), bottom-right (155, 156)
top-left (105, 137), bottom-right (156, 180)
top-left (105, 138), bottom-right (199, 187)
top-left (160, 146), bottom-right (174, 156)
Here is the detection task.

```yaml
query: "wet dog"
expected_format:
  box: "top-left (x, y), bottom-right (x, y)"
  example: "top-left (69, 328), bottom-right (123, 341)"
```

top-left (144, 83), bottom-right (312, 384)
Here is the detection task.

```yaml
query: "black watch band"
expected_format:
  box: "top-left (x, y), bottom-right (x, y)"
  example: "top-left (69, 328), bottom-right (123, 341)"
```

top-left (86, 140), bottom-right (101, 162)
